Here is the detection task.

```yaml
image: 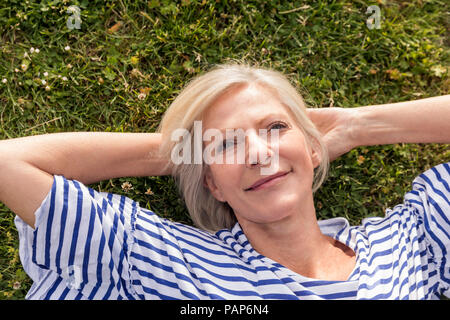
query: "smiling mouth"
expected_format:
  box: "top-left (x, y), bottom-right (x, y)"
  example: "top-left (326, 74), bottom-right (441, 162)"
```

top-left (244, 170), bottom-right (291, 191)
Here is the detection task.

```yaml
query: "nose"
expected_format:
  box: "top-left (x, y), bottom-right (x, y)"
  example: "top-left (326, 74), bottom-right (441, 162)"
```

top-left (245, 130), bottom-right (274, 168)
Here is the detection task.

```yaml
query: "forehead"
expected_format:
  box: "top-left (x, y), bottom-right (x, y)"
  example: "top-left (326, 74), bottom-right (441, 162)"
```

top-left (201, 83), bottom-right (292, 130)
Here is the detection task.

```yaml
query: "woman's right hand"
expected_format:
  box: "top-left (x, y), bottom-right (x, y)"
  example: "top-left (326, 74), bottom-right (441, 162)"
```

top-left (306, 107), bottom-right (359, 162)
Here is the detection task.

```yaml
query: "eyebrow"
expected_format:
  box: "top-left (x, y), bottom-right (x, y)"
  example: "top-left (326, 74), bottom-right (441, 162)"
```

top-left (217, 113), bottom-right (289, 132)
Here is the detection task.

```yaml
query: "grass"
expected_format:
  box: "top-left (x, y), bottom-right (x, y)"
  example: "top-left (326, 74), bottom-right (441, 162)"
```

top-left (0, 0), bottom-right (449, 299)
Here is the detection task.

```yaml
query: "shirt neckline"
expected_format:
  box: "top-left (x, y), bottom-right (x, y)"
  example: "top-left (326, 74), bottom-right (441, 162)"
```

top-left (228, 217), bottom-right (360, 283)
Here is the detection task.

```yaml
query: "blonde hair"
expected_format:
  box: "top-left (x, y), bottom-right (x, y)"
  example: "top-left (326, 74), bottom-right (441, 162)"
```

top-left (157, 63), bottom-right (329, 232)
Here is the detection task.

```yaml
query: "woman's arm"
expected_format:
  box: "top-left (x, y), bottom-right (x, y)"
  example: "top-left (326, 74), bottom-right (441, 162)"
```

top-left (307, 95), bottom-right (450, 161)
top-left (0, 131), bottom-right (170, 228)
top-left (353, 94), bottom-right (450, 147)
top-left (0, 131), bottom-right (170, 184)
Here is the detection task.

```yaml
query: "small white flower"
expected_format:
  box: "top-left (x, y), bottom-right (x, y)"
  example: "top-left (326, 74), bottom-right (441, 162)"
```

top-left (62, 76), bottom-right (68, 81)
top-left (35, 48), bottom-right (40, 53)
top-left (67, 63), bottom-right (73, 69)
top-left (1, 78), bottom-right (7, 84)
top-left (23, 52), bottom-right (29, 58)
top-left (43, 72), bottom-right (48, 77)
top-left (13, 281), bottom-right (21, 290)
top-left (58, 75), bottom-right (61, 78)
top-left (64, 45), bottom-right (71, 51)
top-left (30, 47), bottom-right (35, 53)
top-left (45, 85), bottom-right (51, 91)
top-left (121, 182), bottom-right (133, 192)
top-left (41, 79), bottom-right (47, 85)
top-left (21, 64), bottom-right (28, 71)
top-left (14, 68), bottom-right (19, 73)
top-left (137, 93), bottom-right (146, 100)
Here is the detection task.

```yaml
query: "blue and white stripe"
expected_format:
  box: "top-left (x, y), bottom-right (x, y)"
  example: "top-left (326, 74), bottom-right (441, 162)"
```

top-left (14, 162), bottom-right (450, 299)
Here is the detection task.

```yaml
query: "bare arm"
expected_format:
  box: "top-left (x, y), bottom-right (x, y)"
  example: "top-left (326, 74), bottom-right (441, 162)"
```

top-left (307, 95), bottom-right (450, 161)
top-left (0, 131), bottom-right (170, 228)
top-left (353, 94), bottom-right (450, 147)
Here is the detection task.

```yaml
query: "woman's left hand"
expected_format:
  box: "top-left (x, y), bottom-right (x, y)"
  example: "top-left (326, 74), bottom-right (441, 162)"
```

top-left (306, 107), bottom-right (359, 162)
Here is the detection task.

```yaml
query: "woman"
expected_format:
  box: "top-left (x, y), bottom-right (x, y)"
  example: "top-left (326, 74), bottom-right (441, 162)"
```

top-left (0, 63), bottom-right (449, 299)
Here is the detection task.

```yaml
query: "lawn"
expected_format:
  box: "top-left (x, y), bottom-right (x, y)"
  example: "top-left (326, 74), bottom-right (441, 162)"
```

top-left (0, 0), bottom-right (449, 299)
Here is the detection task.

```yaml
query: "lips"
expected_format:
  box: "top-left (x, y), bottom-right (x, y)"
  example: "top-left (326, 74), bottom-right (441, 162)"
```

top-left (244, 170), bottom-right (291, 191)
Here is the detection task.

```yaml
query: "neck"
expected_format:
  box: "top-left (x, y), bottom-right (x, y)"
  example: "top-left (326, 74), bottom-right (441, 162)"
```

top-left (237, 192), bottom-right (338, 279)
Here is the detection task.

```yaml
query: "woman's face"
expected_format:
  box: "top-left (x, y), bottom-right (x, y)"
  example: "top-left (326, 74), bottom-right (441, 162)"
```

top-left (202, 83), bottom-right (320, 226)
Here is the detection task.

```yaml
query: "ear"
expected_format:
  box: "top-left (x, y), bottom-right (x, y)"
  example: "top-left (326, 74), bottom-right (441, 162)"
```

top-left (306, 138), bottom-right (321, 169)
top-left (311, 147), bottom-right (321, 169)
top-left (203, 167), bottom-right (227, 202)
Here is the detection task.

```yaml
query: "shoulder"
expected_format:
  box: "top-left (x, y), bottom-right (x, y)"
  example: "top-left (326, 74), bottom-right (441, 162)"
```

top-left (410, 162), bottom-right (450, 196)
top-left (403, 162), bottom-right (450, 223)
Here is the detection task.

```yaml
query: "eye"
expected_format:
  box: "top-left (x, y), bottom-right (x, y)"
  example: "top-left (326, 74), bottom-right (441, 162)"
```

top-left (268, 121), bottom-right (288, 131)
top-left (216, 138), bottom-right (236, 153)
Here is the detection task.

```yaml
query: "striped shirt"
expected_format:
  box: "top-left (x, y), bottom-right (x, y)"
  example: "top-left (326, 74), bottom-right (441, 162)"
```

top-left (14, 162), bottom-right (450, 300)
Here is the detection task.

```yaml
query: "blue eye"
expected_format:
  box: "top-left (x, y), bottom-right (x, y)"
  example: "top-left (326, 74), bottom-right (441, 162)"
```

top-left (269, 121), bottom-right (287, 131)
top-left (217, 139), bottom-right (235, 153)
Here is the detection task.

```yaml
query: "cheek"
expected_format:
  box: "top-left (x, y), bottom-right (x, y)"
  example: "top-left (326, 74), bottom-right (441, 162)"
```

top-left (210, 164), bottom-right (243, 191)
top-left (278, 132), bottom-right (312, 163)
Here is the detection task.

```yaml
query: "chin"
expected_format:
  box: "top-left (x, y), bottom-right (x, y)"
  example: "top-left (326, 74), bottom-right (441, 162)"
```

top-left (253, 201), bottom-right (299, 222)
top-left (268, 190), bottom-right (304, 205)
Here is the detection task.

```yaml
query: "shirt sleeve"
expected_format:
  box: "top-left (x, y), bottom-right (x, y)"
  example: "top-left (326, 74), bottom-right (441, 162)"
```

top-left (404, 162), bottom-right (450, 298)
top-left (15, 174), bottom-right (138, 299)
